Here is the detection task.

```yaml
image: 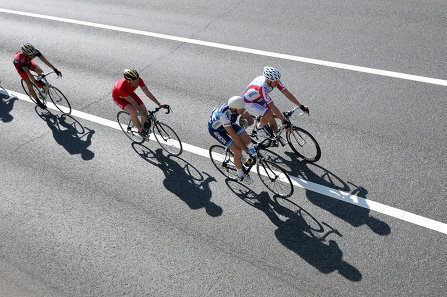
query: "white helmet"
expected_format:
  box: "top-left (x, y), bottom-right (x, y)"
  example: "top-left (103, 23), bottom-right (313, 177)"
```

top-left (228, 96), bottom-right (245, 109)
top-left (263, 66), bottom-right (281, 81)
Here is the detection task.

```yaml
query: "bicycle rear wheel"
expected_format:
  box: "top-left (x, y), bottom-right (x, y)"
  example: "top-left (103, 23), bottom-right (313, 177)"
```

top-left (257, 159), bottom-right (293, 198)
top-left (21, 79), bottom-right (45, 105)
top-left (117, 111), bottom-right (145, 143)
top-left (153, 121), bottom-right (183, 156)
top-left (209, 145), bottom-right (238, 180)
top-left (48, 86), bottom-right (71, 114)
top-left (286, 127), bottom-right (321, 162)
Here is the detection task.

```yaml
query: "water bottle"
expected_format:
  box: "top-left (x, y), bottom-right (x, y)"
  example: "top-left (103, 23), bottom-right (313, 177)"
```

top-left (245, 157), bottom-right (253, 166)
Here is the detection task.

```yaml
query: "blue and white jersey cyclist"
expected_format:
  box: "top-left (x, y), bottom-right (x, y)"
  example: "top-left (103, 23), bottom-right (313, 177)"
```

top-left (209, 96), bottom-right (255, 184)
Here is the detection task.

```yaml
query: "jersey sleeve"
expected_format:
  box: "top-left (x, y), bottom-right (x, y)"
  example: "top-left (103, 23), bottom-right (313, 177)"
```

top-left (138, 77), bottom-right (146, 88)
top-left (35, 50), bottom-right (42, 58)
top-left (277, 81), bottom-right (286, 92)
top-left (221, 109), bottom-right (233, 127)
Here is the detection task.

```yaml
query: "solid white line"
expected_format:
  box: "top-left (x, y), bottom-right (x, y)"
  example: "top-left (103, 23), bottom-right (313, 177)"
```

top-left (1, 8), bottom-right (447, 86)
top-left (7, 89), bottom-right (447, 235)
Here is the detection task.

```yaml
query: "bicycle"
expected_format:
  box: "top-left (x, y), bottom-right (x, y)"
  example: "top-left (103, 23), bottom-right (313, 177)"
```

top-left (240, 107), bottom-right (321, 162)
top-left (21, 71), bottom-right (71, 114)
top-left (117, 105), bottom-right (183, 156)
top-left (209, 138), bottom-right (294, 198)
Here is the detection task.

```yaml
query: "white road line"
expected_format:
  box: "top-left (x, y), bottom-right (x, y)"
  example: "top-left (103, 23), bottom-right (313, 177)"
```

top-left (7, 89), bottom-right (447, 235)
top-left (1, 8), bottom-right (447, 86)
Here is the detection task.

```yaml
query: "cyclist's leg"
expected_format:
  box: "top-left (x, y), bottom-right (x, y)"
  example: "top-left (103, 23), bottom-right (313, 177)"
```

top-left (246, 101), bottom-right (272, 129)
top-left (137, 103), bottom-right (149, 127)
top-left (123, 104), bottom-right (142, 131)
top-left (31, 63), bottom-right (43, 76)
top-left (131, 93), bottom-right (149, 126)
top-left (23, 77), bottom-right (42, 104)
top-left (228, 124), bottom-right (249, 169)
top-left (209, 125), bottom-right (238, 166)
top-left (246, 102), bottom-right (275, 137)
top-left (15, 65), bottom-right (38, 102)
top-left (261, 109), bottom-right (279, 133)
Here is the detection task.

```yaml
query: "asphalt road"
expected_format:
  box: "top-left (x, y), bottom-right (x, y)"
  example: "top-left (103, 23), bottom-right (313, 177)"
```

top-left (1, 0), bottom-right (446, 296)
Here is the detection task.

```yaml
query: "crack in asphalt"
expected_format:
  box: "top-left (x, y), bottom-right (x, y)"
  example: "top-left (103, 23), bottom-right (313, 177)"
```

top-left (190, 0), bottom-right (246, 39)
top-left (139, 0), bottom-right (246, 72)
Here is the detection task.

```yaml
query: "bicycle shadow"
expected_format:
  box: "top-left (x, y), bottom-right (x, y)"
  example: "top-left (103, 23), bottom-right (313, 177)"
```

top-left (132, 144), bottom-right (223, 217)
top-left (0, 87), bottom-right (17, 123)
top-left (36, 108), bottom-right (95, 160)
top-left (226, 180), bottom-right (362, 281)
top-left (261, 150), bottom-right (390, 236)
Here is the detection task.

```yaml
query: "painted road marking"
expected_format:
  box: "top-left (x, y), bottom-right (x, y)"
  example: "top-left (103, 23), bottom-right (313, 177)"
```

top-left (7, 88), bottom-right (447, 235)
top-left (1, 8), bottom-right (446, 86)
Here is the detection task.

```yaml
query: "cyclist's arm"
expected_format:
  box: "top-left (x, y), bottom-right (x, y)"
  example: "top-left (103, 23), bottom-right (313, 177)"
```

top-left (282, 89), bottom-right (303, 107)
top-left (239, 109), bottom-right (254, 126)
top-left (141, 85), bottom-right (162, 107)
top-left (224, 126), bottom-right (250, 152)
top-left (282, 89), bottom-right (309, 114)
top-left (38, 55), bottom-right (56, 70)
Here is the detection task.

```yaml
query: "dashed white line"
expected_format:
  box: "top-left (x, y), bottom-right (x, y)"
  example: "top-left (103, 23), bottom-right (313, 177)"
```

top-left (1, 8), bottom-right (446, 86)
top-left (7, 88), bottom-right (447, 235)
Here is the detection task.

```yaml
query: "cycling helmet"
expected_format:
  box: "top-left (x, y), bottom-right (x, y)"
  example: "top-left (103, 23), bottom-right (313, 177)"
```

top-left (263, 66), bottom-right (281, 81)
top-left (228, 96), bottom-right (245, 109)
top-left (123, 69), bottom-right (139, 80)
top-left (21, 43), bottom-right (37, 56)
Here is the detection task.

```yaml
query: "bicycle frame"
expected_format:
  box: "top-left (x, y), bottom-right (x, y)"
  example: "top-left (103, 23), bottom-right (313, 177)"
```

top-left (251, 107), bottom-right (302, 146)
top-left (224, 138), bottom-right (269, 175)
top-left (32, 72), bottom-right (55, 102)
top-left (135, 106), bottom-right (170, 134)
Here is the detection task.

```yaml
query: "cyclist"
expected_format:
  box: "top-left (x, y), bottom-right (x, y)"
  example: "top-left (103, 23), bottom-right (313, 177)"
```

top-left (112, 69), bottom-right (168, 136)
top-left (13, 43), bottom-right (62, 109)
top-left (243, 66), bottom-right (309, 144)
top-left (208, 96), bottom-right (255, 184)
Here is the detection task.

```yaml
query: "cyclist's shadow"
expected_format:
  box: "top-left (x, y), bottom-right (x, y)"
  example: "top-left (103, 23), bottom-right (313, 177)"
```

top-left (226, 180), bottom-right (362, 281)
top-left (36, 108), bottom-right (95, 160)
top-left (132, 144), bottom-right (223, 217)
top-left (0, 87), bottom-right (17, 123)
top-left (263, 150), bottom-right (390, 236)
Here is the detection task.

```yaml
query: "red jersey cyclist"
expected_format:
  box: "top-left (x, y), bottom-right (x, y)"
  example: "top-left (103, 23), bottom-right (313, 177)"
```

top-left (13, 43), bottom-right (62, 109)
top-left (113, 69), bottom-right (168, 136)
top-left (243, 66), bottom-right (309, 144)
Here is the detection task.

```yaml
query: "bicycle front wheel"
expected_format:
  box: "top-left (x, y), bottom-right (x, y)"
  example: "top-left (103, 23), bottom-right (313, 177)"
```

top-left (153, 121), bottom-right (183, 156)
top-left (117, 111), bottom-right (145, 143)
top-left (209, 145), bottom-right (238, 181)
top-left (48, 86), bottom-right (71, 114)
top-left (21, 79), bottom-right (44, 104)
top-left (286, 127), bottom-right (321, 162)
top-left (257, 159), bottom-right (293, 198)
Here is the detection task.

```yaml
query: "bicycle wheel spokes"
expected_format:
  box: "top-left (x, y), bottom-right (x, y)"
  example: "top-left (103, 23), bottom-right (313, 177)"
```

top-left (287, 127), bottom-right (321, 162)
top-left (153, 121), bottom-right (183, 156)
top-left (117, 111), bottom-right (144, 143)
top-left (257, 160), bottom-right (293, 198)
top-left (48, 86), bottom-right (71, 114)
top-left (209, 145), bottom-right (238, 180)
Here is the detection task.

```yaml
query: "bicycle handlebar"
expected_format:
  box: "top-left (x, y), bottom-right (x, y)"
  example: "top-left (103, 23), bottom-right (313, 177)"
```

top-left (152, 105), bottom-right (171, 115)
top-left (38, 71), bottom-right (57, 79)
top-left (283, 107), bottom-right (299, 118)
